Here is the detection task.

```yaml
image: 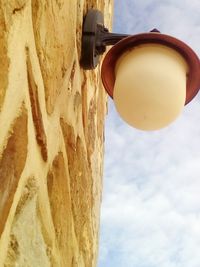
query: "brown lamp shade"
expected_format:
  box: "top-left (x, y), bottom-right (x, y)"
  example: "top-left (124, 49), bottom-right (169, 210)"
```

top-left (101, 32), bottom-right (200, 105)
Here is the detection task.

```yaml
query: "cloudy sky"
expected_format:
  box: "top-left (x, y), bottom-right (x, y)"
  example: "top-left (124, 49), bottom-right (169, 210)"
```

top-left (98, 1), bottom-right (200, 267)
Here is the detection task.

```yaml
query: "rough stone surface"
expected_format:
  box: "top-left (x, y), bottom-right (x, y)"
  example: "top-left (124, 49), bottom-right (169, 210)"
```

top-left (0, 0), bottom-right (113, 266)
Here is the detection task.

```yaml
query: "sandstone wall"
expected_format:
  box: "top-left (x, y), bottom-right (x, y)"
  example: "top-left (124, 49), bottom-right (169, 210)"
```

top-left (0, 0), bottom-right (113, 266)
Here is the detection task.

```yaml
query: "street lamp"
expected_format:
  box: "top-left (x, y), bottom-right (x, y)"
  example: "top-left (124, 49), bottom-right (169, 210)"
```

top-left (81, 9), bottom-right (200, 130)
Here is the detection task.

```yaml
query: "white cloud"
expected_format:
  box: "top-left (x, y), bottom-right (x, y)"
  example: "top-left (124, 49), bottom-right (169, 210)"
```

top-left (114, 0), bottom-right (200, 53)
top-left (99, 98), bottom-right (200, 266)
top-left (99, 154), bottom-right (200, 267)
top-left (98, 1), bottom-right (200, 266)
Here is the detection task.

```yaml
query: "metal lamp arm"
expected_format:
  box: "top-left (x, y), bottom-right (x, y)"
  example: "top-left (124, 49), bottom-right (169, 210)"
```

top-left (96, 25), bottom-right (130, 47)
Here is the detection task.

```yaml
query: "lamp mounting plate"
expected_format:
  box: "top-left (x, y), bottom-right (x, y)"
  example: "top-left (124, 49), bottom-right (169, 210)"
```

top-left (80, 10), bottom-right (105, 69)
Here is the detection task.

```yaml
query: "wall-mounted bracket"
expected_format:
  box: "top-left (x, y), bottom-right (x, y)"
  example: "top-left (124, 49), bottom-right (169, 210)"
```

top-left (80, 9), bottom-right (129, 70)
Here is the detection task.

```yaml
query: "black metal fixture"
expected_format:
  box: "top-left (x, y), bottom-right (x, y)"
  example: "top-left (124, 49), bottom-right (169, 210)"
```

top-left (80, 9), bottom-right (130, 69)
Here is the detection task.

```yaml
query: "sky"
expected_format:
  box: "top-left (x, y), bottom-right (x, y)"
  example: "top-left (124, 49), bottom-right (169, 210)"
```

top-left (98, 1), bottom-right (200, 267)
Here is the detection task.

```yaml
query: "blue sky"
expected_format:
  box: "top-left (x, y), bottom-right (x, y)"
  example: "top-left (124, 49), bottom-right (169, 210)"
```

top-left (98, 1), bottom-right (200, 267)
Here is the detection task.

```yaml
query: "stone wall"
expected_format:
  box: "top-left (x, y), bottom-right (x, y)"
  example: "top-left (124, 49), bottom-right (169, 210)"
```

top-left (0, 0), bottom-right (113, 266)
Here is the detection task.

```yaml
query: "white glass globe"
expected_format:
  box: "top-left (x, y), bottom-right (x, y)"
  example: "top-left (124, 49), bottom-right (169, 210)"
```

top-left (113, 43), bottom-right (188, 130)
